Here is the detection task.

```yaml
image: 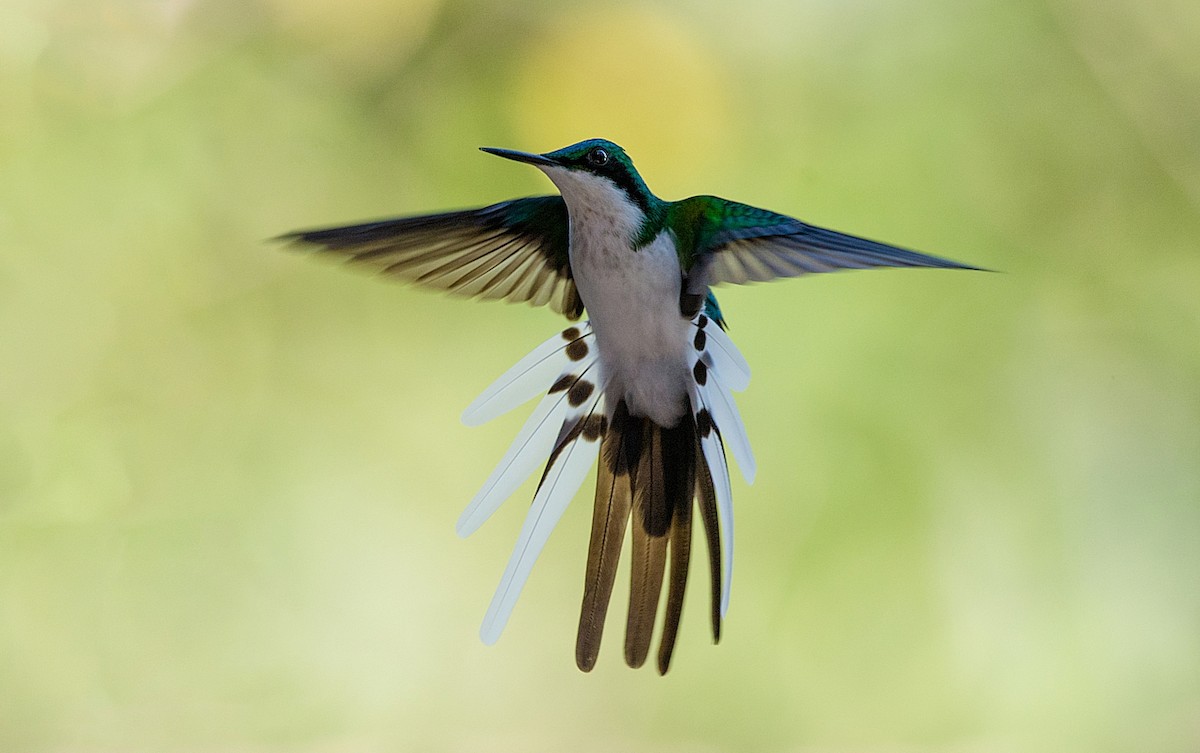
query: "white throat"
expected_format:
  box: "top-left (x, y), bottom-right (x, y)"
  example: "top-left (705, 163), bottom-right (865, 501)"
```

top-left (540, 167), bottom-right (644, 241)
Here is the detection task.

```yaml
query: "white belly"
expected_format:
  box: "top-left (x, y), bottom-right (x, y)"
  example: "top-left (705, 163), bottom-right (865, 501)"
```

top-left (539, 166), bottom-right (694, 426)
top-left (570, 229), bottom-right (692, 427)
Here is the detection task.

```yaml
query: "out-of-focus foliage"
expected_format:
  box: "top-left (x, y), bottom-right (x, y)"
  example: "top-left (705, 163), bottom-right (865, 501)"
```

top-left (1, 0), bottom-right (1197, 751)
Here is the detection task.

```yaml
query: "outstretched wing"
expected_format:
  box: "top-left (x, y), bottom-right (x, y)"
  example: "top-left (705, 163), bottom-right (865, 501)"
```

top-left (669, 195), bottom-right (980, 295)
top-left (281, 196), bottom-right (583, 319)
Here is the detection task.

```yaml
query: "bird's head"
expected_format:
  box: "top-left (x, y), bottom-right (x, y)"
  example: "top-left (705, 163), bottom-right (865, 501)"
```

top-left (481, 139), bottom-right (658, 218)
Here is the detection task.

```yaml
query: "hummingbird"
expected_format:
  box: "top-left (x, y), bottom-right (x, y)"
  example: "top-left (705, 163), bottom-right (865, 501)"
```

top-left (281, 138), bottom-right (978, 674)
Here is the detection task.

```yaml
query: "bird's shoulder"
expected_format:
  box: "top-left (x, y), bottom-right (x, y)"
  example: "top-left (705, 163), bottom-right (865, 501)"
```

top-left (664, 195), bottom-right (798, 268)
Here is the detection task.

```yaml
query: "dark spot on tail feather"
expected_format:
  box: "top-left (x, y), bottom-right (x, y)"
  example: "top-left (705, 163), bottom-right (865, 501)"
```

top-left (566, 338), bottom-right (590, 361)
top-left (540, 410), bottom-right (605, 485)
top-left (582, 414), bottom-right (607, 441)
top-left (550, 374), bottom-right (574, 393)
top-left (568, 379), bottom-right (594, 407)
top-left (693, 360), bottom-right (708, 386)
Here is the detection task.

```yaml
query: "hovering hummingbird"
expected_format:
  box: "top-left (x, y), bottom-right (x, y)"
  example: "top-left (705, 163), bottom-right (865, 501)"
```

top-left (281, 138), bottom-right (978, 674)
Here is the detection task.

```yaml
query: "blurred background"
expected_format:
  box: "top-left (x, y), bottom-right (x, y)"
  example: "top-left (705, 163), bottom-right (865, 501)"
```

top-left (1, 0), bottom-right (1198, 751)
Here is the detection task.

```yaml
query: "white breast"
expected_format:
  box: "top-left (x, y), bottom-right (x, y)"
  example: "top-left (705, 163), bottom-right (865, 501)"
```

top-left (542, 168), bottom-right (693, 426)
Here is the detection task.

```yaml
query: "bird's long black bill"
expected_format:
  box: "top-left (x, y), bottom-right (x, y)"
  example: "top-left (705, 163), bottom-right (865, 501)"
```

top-left (480, 147), bottom-right (557, 167)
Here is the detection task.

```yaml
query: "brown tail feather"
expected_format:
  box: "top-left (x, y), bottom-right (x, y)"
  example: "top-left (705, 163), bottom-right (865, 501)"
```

top-left (575, 403), bottom-right (633, 672)
top-left (656, 474), bottom-right (693, 674)
top-left (624, 415), bottom-right (669, 668)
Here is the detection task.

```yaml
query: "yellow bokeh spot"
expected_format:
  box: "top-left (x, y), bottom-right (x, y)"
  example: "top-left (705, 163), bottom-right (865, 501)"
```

top-left (506, 7), bottom-right (734, 192)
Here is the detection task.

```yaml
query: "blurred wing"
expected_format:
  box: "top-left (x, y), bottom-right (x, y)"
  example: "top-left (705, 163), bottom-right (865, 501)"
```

top-left (281, 196), bottom-right (583, 319)
top-left (671, 196), bottom-right (981, 292)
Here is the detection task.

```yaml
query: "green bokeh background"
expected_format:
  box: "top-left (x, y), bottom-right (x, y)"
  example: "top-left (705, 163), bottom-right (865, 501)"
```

top-left (2, 0), bottom-right (1198, 751)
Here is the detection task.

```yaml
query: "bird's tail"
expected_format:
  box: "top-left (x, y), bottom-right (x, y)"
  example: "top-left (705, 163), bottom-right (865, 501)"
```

top-left (458, 314), bottom-right (753, 673)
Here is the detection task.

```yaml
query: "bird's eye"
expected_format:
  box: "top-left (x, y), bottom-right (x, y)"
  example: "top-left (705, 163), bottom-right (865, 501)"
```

top-left (586, 147), bottom-right (609, 167)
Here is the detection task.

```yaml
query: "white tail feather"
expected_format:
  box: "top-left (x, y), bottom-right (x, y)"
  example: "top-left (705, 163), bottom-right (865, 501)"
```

top-left (689, 313), bottom-right (751, 618)
top-left (703, 368), bottom-right (755, 484)
top-left (456, 386), bottom-right (570, 537)
top-left (462, 324), bottom-right (594, 426)
top-left (478, 385), bottom-right (608, 644)
top-left (696, 320), bottom-right (751, 392)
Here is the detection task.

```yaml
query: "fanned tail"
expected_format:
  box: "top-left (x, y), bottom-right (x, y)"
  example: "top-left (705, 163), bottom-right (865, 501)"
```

top-left (574, 313), bottom-right (751, 674)
top-left (462, 313), bottom-right (752, 672)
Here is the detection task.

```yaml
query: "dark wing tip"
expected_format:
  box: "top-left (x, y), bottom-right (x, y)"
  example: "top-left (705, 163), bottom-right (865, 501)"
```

top-left (797, 223), bottom-right (992, 273)
top-left (271, 229), bottom-right (306, 245)
top-left (910, 254), bottom-right (994, 273)
top-left (959, 262), bottom-right (999, 273)
top-left (272, 230), bottom-right (341, 257)
top-left (269, 226), bottom-right (357, 250)
top-left (923, 260), bottom-right (995, 273)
